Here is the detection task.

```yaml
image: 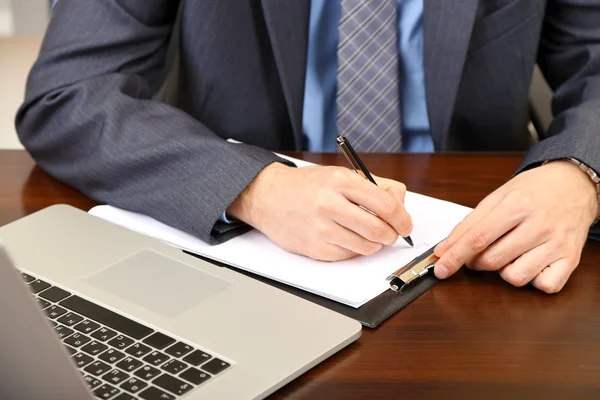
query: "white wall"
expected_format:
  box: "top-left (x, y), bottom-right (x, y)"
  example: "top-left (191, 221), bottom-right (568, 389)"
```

top-left (0, 0), bottom-right (13, 36)
top-left (10, 0), bottom-right (50, 36)
top-left (0, 37), bottom-right (42, 149)
top-left (0, 0), bottom-right (49, 149)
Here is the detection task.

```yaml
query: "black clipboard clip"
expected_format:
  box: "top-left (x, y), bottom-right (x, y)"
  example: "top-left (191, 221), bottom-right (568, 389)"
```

top-left (386, 247), bottom-right (439, 292)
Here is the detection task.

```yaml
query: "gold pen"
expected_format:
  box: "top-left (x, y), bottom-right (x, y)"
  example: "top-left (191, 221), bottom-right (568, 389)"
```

top-left (336, 135), bottom-right (414, 247)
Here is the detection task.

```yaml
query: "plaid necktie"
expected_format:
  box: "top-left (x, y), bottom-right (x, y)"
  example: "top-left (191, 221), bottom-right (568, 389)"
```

top-left (336, 0), bottom-right (402, 152)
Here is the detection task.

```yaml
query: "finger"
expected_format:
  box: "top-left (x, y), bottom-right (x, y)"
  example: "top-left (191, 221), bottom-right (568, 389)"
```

top-left (324, 221), bottom-right (385, 256)
top-left (467, 220), bottom-right (548, 271)
top-left (434, 200), bottom-right (525, 279)
top-left (331, 201), bottom-right (399, 246)
top-left (498, 242), bottom-right (557, 287)
top-left (373, 176), bottom-right (406, 202)
top-left (434, 193), bottom-right (502, 256)
top-left (530, 258), bottom-right (578, 294)
top-left (377, 178), bottom-right (414, 234)
top-left (342, 179), bottom-right (412, 237)
top-left (304, 241), bottom-right (358, 262)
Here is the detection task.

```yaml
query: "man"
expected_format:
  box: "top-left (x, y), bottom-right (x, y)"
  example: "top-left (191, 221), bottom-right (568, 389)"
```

top-left (16, 1), bottom-right (600, 294)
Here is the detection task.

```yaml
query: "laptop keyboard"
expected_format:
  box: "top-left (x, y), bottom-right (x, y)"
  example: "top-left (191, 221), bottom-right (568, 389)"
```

top-left (21, 272), bottom-right (233, 400)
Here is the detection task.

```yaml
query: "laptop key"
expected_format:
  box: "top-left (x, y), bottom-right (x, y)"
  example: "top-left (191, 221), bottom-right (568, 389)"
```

top-left (120, 377), bottom-right (148, 393)
top-left (100, 348), bottom-right (127, 364)
top-left (108, 335), bottom-right (135, 350)
top-left (64, 345), bottom-right (77, 355)
top-left (63, 331), bottom-right (92, 348)
top-left (161, 359), bottom-right (187, 374)
top-left (139, 386), bottom-right (175, 400)
top-left (21, 272), bottom-right (35, 283)
top-left (74, 319), bottom-right (101, 334)
top-left (114, 393), bottom-right (137, 400)
top-left (116, 357), bottom-right (143, 373)
top-left (84, 360), bottom-right (112, 376)
top-left (72, 352), bottom-right (94, 368)
top-left (54, 325), bottom-right (74, 340)
top-left (83, 375), bottom-right (102, 389)
top-left (57, 312), bottom-right (84, 327)
top-left (125, 342), bottom-right (152, 358)
top-left (60, 295), bottom-right (154, 340)
top-left (153, 374), bottom-right (193, 396)
top-left (143, 351), bottom-right (170, 367)
top-left (36, 297), bottom-right (51, 310)
top-left (182, 350), bottom-right (212, 366)
top-left (93, 383), bottom-right (120, 399)
top-left (179, 367), bottom-right (211, 385)
top-left (38, 286), bottom-right (71, 302)
top-left (142, 332), bottom-right (176, 350)
top-left (81, 340), bottom-right (108, 356)
top-left (29, 279), bottom-right (51, 294)
top-left (103, 369), bottom-right (130, 385)
top-left (63, 332), bottom-right (91, 348)
top-left (201, 358), bottom-right (231, 375)
top-left (45, 305), bottom-right (68, 319)
top-left (164, 342), bottom-right (193, 358)
top-left (92, 326), bottom-right (118, 342)
top-left (134, 365), bottom-right (161, 381)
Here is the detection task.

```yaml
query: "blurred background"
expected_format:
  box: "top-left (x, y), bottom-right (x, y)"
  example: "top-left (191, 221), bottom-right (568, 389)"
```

top-left (0, 0), bottom-right (50, 149)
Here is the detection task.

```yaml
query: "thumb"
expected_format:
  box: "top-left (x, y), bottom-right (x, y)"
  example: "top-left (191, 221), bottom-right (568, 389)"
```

top-left (374, 176), bottom-right (413, 235)
top-left (374, 176), bottom-right (407, 204)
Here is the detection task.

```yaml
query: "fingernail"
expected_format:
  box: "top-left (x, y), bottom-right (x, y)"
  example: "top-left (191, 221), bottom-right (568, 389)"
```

top-left (435, 264), bottom-right (450, 279)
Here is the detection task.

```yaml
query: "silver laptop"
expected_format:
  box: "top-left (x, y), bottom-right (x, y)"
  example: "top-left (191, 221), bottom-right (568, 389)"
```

top-left (0, 205), bottom-right (361, 400)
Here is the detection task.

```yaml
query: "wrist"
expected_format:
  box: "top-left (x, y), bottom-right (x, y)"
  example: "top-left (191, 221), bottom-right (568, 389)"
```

top-left (543, 159), bottom-right (599, 224)
top-left (226, 162), bottom-right (291, 227)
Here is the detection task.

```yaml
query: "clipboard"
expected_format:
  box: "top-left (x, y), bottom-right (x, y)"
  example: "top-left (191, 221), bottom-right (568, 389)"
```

top-left (184, 245), bottom-right (440, 329)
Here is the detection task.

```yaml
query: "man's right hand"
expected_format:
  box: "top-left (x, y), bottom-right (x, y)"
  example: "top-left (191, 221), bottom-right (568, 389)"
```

top-left (227, 163), bottom-right (412, 261)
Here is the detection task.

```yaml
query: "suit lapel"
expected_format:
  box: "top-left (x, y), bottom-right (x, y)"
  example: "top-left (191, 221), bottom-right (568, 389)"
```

top-left (261, 0), bottom-right (479, 151)
top-left (423, 0), bottom-right (478, 149)
top-left (261, 0), bottom-right (311, 150)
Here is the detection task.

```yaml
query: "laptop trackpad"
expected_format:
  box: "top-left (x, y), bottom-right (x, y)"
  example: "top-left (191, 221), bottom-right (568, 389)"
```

top-left (84, 250), bottom-right (232, 318)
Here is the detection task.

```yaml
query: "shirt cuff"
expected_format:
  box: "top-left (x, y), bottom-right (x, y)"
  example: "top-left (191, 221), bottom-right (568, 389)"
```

top-left (219, 211), bottom-right (236, 224)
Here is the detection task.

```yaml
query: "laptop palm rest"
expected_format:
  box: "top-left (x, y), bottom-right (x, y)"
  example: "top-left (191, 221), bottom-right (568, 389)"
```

top-left (84, 250), bottom-right (232, 318)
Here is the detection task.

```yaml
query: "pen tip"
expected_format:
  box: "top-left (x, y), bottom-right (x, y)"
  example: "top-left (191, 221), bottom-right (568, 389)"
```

top-left (405, 236), bottom-right (414, 247)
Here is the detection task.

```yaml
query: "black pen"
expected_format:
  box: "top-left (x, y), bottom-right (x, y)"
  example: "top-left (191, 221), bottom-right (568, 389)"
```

top-left (336, 135), bottom-right (414, 247)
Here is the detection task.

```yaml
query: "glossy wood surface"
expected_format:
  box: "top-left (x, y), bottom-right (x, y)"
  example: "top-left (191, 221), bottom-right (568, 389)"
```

top-left (2, 150), bottom-right (600, 400)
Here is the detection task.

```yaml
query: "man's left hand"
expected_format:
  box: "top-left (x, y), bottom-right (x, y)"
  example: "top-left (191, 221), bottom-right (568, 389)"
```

top-left (433, 160), bottom-right (597, 293)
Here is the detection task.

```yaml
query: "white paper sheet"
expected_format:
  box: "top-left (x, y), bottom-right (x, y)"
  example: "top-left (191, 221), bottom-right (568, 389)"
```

top-left (89, 154), bottom-right (471, 308)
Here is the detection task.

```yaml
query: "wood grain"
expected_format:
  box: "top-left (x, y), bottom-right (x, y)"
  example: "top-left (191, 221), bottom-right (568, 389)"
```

top-left (2, 150), bottom-right (599, 400)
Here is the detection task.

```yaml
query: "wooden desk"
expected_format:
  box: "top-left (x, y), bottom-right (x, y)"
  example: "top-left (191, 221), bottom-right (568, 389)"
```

top-left (2, 150), bottom-right (600, 400)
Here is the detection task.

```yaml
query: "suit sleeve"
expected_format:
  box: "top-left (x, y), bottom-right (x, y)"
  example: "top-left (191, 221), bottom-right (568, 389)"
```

top-left (517, 0), bottom-right (600, 233)
top-left (15, 0), bottom-right (290, 244)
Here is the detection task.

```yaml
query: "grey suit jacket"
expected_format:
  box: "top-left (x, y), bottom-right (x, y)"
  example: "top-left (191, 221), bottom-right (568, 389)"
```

top-left (16, 0), bottom-right (600, 244)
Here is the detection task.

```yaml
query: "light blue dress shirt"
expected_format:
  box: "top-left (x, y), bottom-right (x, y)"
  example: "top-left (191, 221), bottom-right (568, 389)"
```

top-left (302, 0), bottom-right (434, 152)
